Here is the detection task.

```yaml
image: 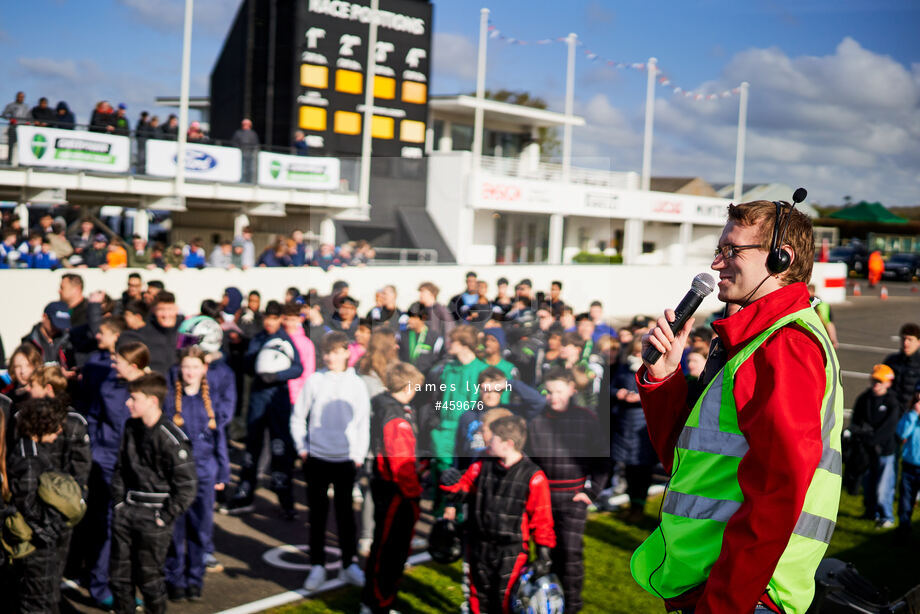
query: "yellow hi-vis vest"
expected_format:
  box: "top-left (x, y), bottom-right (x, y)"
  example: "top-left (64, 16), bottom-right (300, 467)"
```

top-left (631, 306), bottom-right (843, 613)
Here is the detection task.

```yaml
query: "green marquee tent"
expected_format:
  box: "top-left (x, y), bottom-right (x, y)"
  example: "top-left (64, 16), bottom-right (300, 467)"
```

top-left (828, 201), bottom-right (909, 224)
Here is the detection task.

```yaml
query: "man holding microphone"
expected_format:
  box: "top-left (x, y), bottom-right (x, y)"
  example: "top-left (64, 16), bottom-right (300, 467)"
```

top-left (630, 196), bottom-right (843, 614)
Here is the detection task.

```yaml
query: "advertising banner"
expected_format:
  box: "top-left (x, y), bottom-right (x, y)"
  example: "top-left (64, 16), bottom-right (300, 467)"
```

top-left (257, 152), bottom-right (340, 190)
top-left (15, 126), bottom-right (130, 173)
top-left (145, 140), bottom-right (242, 182)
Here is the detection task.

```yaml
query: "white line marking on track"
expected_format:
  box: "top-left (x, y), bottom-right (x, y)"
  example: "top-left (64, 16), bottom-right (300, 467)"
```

top-left (214, 551), bottom-right (433, 614)
top-left (837, 343), bottom-right (895, 353)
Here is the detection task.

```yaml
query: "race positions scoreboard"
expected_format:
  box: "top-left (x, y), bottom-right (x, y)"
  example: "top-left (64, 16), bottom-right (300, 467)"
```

top-left (295, 0), bottom-right (432, 158)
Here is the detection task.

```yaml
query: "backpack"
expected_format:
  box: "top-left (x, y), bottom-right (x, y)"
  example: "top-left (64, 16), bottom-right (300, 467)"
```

top-left (38, 471), bottom-right (86, 528)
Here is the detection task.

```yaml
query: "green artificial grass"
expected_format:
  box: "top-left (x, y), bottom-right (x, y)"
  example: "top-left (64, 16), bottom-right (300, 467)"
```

top-left (272, 491), bottom-right (919, 614)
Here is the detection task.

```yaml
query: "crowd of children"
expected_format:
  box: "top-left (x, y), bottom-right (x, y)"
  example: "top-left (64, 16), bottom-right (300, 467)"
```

top-left (0, 268), bottom-right (916, 613)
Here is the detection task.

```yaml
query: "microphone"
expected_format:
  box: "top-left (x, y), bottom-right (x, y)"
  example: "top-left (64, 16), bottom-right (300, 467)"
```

top-left (642, 273), bottom-right (717, 365)
top-left (792, 187), bottom-right (807, 204)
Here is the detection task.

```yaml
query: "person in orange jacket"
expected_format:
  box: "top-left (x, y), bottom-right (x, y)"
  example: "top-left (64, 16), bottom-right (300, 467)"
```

top-left (868, 250), bottom-right (884, 287)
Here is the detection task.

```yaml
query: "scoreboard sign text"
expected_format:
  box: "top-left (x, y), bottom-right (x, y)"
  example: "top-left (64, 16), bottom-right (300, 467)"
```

top-left (295, 0), bottom-right (432, 158)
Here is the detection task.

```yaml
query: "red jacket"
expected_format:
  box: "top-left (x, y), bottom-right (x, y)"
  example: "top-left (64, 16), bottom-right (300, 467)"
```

top-left (637, 282), bottom-right (826, 614)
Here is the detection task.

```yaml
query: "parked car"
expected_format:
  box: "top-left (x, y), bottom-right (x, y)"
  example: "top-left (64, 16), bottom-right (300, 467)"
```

top-left (882, 253), bottom-right (920, 281)
top-left (824, 244), bottom-right (869, 277)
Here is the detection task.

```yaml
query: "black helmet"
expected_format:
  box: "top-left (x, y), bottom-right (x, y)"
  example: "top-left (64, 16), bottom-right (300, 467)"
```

top-left (428, 518), bottom-right (463, 564)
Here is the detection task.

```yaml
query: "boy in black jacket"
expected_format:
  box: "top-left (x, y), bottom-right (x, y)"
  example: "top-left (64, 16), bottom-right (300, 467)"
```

top-left (8, 398), bottom-right (69, 614)
top-left (851, 364), bottom-right (901, 528)
top-left (526, 367), bottom-right (609, 614)
top-left (110, 373), bottom-right (197, 614)
top-left (360, 362), bottom-right (426, 614)
top-left (227, 300), bottom-right (303, 516)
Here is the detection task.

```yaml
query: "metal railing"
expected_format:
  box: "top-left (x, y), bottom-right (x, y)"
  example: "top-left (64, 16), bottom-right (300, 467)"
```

top-left (0, 119), bottom-right (359, 193)
top-left (478, 155), bottom-right (638, 189)
top-left (370, 247), bottom-right (438, 264)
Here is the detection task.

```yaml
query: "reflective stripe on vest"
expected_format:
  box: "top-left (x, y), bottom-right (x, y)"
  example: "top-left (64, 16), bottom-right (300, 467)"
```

top-left (631, 304), bottom-right (843, 614)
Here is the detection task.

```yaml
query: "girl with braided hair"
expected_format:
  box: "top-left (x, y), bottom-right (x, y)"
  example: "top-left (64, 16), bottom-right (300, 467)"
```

top-left (163, 346), bottom-right (231, 601)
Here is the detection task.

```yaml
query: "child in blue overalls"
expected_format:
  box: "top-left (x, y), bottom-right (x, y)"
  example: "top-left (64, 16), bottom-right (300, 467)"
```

top-left (84, 341), bottom-right (150, 609)
top-left (164, 345), bottom-right (231, 601)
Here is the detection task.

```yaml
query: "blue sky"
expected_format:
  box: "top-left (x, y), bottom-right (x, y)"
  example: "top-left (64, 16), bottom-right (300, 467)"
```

top-left (2, 0), bottom-right (919, 205)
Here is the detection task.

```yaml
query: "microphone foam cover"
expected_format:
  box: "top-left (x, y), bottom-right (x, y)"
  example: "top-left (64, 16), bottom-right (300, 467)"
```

top-left (692, 273), bottom-right (716, 296)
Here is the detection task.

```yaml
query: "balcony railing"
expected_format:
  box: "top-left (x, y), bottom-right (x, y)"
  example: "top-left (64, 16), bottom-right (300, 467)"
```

top-left (0, 119), bottom-right (359, 193)
top-left (479, 155), bottom-right (639, 189)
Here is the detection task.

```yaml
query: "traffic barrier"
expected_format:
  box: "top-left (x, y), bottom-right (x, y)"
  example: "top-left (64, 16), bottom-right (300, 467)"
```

top-left (853, 283), bottom-right (861, 297)
top-left (880, 285), bottom-right (889, 301)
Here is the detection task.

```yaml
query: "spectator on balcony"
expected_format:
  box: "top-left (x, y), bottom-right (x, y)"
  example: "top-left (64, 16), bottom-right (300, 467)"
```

top-left (112, 103), bottom-right (130, 136)
top-left (336, 243), bottom-right (354, 266)
top-left (182, 237), bottom-right (207, 269)
top-left (165, 241), bottom-right (186, 270)
top-left (136, 111), bottom-right (151, 134)
top-left (48, 221), bottom-right (74, 263)
top-left (2, 91), bottom-right (29, 162)
top-left (127, 235), bottom-right (156, 269)
top-left (160, 114), bottom-right (179, 140)
top-left (69, 219), bottom-right (96, 257)
top-left (53, 101), bottom-right (75, 130)
top-left (106, 240), bottom-right (128, 269)
top-left (209, 240), bottom-right (234, 269)
top-left (90, 101), bottom-right (116, 133)
top-left (0, 229), bottom-right (19, 268)
top-left (136, 112), bottom-right (156, 172)
top-left (291, 229), bottom-right (308, 266)
top-left (2, 91), bottom-right (29, 121)
top-left (150, 242), bottom-right (167, 269)
top-left (232, 118), bottom-right (260, 182)
top-left (311, 243), bottom-right (342, 271)
top-left (33, 213), bottom-right (55, 237)
top-left (230, 239), bottom-right (246, 269)
top-left (30, 237), bottom-right (61, 269)
top-left (81, 234), bottom-right (110, 268)
top-left (292, 130), bottom-right (308, 156)
top-left (187, 121), bottom-right (208, 143)
top-left (234, 226), bottom-right (255, 269)
top-left (29, 97), bottom-right (54, 126)
top-left (350, 241), bottom-right (373, 266)
top-left (257, 240), bottom-right (292, 268)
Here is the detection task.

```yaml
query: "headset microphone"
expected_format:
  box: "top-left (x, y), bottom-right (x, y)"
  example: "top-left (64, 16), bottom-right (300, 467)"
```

top-left (766, 187), bottom-right (807, 275)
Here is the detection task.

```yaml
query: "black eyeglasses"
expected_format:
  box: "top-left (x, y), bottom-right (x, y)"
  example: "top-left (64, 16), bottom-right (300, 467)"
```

top-left (713, 244), bottom-right (761, 259)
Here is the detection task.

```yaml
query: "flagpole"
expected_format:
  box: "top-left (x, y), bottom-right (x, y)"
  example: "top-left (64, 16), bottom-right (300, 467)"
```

top-left (562, 32), bottom-right (576, 182)
top-left (732, 81), bottom-right (749, 203)
top-left (641, 57), bottom-right (657, 191)
top-left (472, 7), bottom-right (489, 174)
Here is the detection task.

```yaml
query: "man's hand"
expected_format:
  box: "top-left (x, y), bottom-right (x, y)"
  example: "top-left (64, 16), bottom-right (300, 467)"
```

top-left (299, 451), bottom-right (308, 462)
top-left (572, 492), bottom-right (592, 505)
top-left (215, 483), bottom-right (225, 491)
top-left (641, 309), bottom-right (695, 380)
top-left (443, 507), bottom-right (457, 521)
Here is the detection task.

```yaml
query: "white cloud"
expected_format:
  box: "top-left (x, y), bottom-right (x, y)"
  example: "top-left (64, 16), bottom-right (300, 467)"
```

top-left (569, 38), bottom-right (920, 205)
top-left (17, 57), bottom-right (83, 82)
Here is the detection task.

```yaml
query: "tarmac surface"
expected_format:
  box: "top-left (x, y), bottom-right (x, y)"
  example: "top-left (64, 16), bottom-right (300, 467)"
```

top-left (57, 279), bottom-right (920, 614)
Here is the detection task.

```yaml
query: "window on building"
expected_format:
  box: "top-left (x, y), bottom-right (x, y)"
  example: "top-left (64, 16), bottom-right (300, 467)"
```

top-left (642, 241), bottom-right (655, 254)
top-left (451, 123), bottom-right (474, 151)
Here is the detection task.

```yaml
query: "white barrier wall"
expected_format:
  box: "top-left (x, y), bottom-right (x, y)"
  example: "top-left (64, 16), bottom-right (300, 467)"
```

top-left (0, 263), bottom-right (846, 357)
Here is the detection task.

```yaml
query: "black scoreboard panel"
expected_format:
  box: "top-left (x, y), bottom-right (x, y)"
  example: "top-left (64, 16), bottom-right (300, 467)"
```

top-left (293, 0), bottom-right (432, 158)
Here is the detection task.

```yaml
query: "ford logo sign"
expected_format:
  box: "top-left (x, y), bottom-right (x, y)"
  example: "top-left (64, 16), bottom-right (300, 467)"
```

top-left (173, 150), bottom-right (218, 172)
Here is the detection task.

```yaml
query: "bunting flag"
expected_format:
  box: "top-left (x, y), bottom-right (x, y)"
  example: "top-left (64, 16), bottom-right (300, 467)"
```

top-left (486, 23), bottom-right (740, 102)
